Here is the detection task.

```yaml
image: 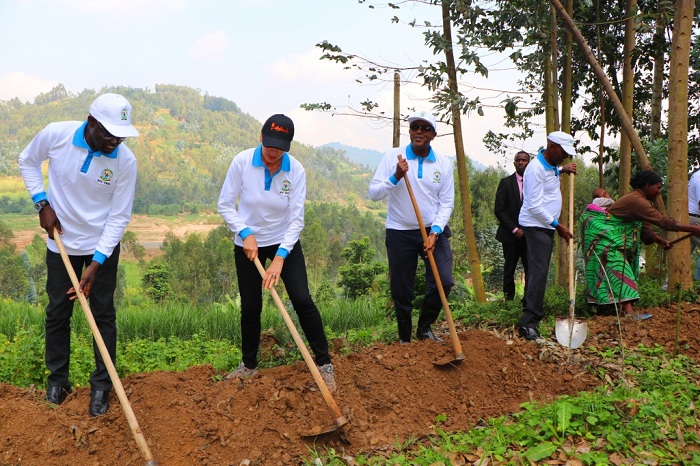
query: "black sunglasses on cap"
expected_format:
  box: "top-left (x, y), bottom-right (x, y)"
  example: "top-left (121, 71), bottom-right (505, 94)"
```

top-left (409, 122), bottom-right (434, 132)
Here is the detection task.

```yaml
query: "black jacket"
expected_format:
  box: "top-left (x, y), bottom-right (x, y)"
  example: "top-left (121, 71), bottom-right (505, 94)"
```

top-left (494, 173), bottom-right (523, 244)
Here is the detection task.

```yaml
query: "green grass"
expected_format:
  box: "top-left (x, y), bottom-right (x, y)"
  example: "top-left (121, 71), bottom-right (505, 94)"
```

top-left (122, 261), bottom-right (143, 288)
top-left (0, 175), bottom-right (28, 194)
top-left (2, 213), bottom-right (44, 232)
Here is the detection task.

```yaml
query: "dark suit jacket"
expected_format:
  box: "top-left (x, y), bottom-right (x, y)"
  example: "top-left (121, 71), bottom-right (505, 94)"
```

top-left (494, 173), bottom-right (523, 244)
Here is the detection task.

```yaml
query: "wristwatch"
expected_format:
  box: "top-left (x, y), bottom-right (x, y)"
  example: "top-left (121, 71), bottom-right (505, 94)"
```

top-left (34, 199), bottom-right (50, 213)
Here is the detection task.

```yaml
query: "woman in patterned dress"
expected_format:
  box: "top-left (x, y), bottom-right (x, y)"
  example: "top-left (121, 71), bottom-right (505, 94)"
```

top-left (580, 171), bottom-right (700, 318)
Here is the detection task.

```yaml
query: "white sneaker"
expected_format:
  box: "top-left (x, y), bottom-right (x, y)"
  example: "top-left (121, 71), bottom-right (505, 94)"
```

top-left (224, 362), bottom-right (257, 380)
top-left (318, 363), bottom-right (337, 393)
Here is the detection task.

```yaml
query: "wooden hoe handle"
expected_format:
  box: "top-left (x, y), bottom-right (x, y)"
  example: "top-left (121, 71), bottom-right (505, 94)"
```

top-left (253, 257), bottom-right (347, 426)
top-left (54, 229), bottom-right (157, 466)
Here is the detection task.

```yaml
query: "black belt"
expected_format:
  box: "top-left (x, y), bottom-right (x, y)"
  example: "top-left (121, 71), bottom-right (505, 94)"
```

top-left (691, 213), bottom-right (700, 218)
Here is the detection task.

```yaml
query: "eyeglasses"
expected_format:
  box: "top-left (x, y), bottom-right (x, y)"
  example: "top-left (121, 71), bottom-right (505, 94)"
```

top-left (409, 123), bottom-right (434, 132)
top-left (96, 121), bottom-right (125, 145)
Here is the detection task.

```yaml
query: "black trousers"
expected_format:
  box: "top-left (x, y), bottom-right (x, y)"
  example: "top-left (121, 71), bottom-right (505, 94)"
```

top-left (386, 228), bottom-right (453, 338)
top-left (501, 237), bottom-right (528, 300)
top-left (234, 241), bottom-right (330, 369)
top-left (519, 228), bottom-right (554, 329)
top-left (45, 244), bottom-right (119, 391)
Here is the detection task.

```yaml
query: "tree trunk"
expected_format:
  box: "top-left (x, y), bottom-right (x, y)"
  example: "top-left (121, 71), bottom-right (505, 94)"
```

top-left (393, 71), bottom-right (401, 148)
top-left (644, 2), bottom-right (668, 279)
top-left (557, 0), bottom-right (574, 288)
top-left (618, 0), bottom-right (637, 196)
top-left (441, 0), bottom-right (486, 303)
top-left (649, 1), bottom-right (667, 141)
top-left (596, 0), bottom-right (606, 189)
top-left (666, 0), bottom-right (695, 290)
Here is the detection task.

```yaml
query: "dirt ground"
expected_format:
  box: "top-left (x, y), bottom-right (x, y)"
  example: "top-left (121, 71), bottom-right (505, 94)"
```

top-left (1, 304), bottom-right (699, 466)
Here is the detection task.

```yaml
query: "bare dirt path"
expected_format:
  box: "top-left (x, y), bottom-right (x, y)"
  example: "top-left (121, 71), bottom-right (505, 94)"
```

top-left (2, 304), bottom-right (698, 466)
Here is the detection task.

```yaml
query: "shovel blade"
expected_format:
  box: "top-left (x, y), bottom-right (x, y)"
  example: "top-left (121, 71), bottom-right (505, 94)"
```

top-left (301, 416), bottom-right (348, 438)
top-left (555, 318), bottom-right (587, 349)
top-left (433, 352), bottom-right (465, 367)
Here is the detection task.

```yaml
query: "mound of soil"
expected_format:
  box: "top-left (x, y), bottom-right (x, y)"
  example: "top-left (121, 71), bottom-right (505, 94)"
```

top-left (2, 305), bottom-right (699, 466)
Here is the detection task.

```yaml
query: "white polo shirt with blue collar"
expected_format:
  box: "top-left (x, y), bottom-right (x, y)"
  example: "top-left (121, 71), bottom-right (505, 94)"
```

top-left (369, 144), bottom-right (454, 233)
top-left (19, 120), bottom-right (137, 262)
top-left (519, 149), bottom-right (562, 230)
top-left (218, 145), bottom-right (306, 257)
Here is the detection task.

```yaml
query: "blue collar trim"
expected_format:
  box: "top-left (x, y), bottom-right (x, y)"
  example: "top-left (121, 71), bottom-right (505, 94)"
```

top-left (72, 121), bottom-right (118, 158)
top-left (253, 145), bottom-right (290, 171)
top-left (406, 144), bottom-right (435, 161)
top-left (537, 150), bottom-right (559, 176)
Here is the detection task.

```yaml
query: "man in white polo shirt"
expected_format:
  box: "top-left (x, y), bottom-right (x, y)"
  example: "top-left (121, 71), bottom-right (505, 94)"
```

top-left (19, 93), bottom-right (139, 416)
top-left (517, 131), bottom-right (577, 342)
top-left (369, 111), bottom-right (455, 343)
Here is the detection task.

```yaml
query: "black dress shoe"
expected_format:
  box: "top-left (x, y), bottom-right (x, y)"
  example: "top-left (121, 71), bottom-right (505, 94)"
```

top-left (518, 326), bottom-right (542, 341)
top-left (416, 327), bottom-right (444, 343)
top-left (89, 390), bottom-right (111, 417)
top-left (45, 385), bottom-right (72, 405)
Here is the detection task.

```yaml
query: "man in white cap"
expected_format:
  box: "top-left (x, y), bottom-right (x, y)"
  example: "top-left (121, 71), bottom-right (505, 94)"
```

top-left (517, 131), bottom-right (577, 342)
top-left (18, 93), bottom-right (139, 416)
top-left (369, 111), bottom-right (455, 343)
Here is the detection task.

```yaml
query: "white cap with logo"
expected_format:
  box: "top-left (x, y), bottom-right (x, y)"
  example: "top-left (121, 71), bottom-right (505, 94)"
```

top-left (407, 111), bottom-right (437, 131)
top-left (547, 131), bottom-right (575, 156)
top-left (89, 93), bottom-right (139, 138)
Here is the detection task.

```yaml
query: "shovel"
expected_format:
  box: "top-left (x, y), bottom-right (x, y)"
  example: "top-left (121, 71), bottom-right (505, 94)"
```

top-left (398, 155), bottom-right (465, 365)
top-left (54, 229), bottom-right (157, 466)
top-left (555, 174), bottom-right (587, 350)
top-left (253, 257), bottom-right (348, 436)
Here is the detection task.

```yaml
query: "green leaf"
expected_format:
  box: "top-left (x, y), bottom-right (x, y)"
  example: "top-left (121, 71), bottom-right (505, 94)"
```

top-left (524, 442), bottom-right (557, 461)
top-left (557, 401), bottom-right (573, 433)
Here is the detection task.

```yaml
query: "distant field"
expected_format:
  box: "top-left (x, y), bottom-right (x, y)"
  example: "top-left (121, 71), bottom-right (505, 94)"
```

top-left (0, 176), bottom-right (27, 194)
top-left (9, 212), bottom-right (225, 258)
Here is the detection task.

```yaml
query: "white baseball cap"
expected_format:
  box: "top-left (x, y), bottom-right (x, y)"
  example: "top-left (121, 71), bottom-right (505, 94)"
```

top-left (407, 111), bottom-right (437, 131)
top-left (89, 93), bottom-right (139, 138)
top-left (547, 131), bottom-right (575, 156)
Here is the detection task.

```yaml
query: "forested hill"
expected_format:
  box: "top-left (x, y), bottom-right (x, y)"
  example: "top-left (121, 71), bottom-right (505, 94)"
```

top-left (0, 84), bottom-right (373, 214)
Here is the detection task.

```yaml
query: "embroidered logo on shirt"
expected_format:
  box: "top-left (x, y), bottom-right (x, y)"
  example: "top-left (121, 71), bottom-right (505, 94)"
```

top-left (280, 180), bottom-right (291, 195)
top-left (97, 169), bottom-right (113, 185)
top-left (432, 171), bottom-right (442, 183)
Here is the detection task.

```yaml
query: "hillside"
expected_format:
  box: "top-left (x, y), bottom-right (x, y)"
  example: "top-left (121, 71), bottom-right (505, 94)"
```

top-left (0, 84), bottom-right (374, 214)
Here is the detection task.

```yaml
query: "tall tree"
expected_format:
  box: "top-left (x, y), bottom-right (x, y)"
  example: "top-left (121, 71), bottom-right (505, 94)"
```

top-left (666, 0), bottom-right (696, 290)
top-left (618, 0), bottom-right (638, 196)
top-left (437, 0), bottom-right (486, 303)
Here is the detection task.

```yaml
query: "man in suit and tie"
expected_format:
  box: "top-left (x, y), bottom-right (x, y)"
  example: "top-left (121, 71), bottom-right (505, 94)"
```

top-left (494, 151), bottom-right (530, 300)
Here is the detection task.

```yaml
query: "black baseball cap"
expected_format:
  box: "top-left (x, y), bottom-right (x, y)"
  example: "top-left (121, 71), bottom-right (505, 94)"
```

top-left (261, 114), bottom-right (294, 152)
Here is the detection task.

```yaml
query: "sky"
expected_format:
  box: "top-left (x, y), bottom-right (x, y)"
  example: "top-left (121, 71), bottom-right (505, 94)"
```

top-left (0, 0), bottom-right (548, 170)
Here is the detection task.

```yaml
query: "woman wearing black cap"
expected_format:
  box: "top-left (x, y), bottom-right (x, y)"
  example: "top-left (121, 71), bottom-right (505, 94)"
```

top-left (217, 114), bottom-right (336, 391)
top-left (581, 170), bottom-right (700, 319)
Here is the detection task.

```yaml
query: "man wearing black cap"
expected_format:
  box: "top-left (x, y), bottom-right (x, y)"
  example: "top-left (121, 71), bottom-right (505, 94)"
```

top-left (18, 93), bottom-right (139, 416)
top-left (517, 131), bottom-right (577, 342)
top-left (218, 114), bottom-right (336, 392)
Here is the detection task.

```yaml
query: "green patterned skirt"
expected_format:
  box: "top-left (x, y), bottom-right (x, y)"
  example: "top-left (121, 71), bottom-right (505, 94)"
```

top-left (580, 208), bottom-right (642, 305)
